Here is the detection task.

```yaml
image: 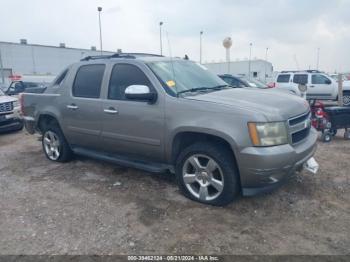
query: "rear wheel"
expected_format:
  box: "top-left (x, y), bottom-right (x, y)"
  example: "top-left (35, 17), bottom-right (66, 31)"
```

top-left (42, 124), bottom-right (73, 162)
top-left (175, 142), bottom-right (240, 206)
top-left (343, 91), bottom-right (350, 106)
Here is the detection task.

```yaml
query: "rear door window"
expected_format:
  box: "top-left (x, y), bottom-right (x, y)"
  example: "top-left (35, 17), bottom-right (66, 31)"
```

top-left (277, 74), bottom-right (291, 83)
top-left (293, 74), bottom-right (308, 85)
top-left (72, 64), bottom-right (105, 98)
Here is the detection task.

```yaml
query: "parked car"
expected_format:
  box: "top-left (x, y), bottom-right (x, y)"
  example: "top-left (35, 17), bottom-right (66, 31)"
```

top-left (21, 53), bottom-right (318, 206)
top-left (274, 70), bottom-right (350, 105)
top-left (5, 81), bottom-right (47, 96)
top-left (220, 74), bottom-right (298, 97)
top-left (0, 89), bottom-right (23, 133)
top-left (329, 74), bottom-right (348, 82)
top-left (244, 78), bottom-right (269, 88)
top-left (218, 74), bottom-right (250, 88)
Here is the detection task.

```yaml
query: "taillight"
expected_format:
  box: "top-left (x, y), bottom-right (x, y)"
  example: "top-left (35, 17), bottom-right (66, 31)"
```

top-left (267, 82), bottom-right (276, 88)
top-left (18, 93), bottom-right (24, 116)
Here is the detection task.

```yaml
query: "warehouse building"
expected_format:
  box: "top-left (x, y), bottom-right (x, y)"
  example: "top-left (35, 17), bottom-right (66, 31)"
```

top-left (0, 39), bottom-right (275, 85)
top-left (0, 40), bottom-right (115, 84)
top-left (204, 59), bottom-right (274, 82)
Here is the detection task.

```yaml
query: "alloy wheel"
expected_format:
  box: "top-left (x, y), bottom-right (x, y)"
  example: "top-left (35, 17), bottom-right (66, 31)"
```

top-left (182, 154), bottom-right (224, 201)
top-left (43, 131), bottom-right (61, 160)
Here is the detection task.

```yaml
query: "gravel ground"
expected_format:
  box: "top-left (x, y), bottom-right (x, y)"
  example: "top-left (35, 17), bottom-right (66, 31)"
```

top-left (0, 130), bottom-right (349, 255)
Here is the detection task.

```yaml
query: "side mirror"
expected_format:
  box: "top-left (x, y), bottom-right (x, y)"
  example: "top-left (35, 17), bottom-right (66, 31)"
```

top-left (325, 79), bottom-right (332, 85)
top-left (125, 85), bottom-right (157, 103)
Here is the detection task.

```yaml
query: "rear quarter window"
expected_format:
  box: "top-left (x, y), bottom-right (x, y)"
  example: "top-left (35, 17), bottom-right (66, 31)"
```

top-left (53, 68), bottom-right (69, 86)
top-left (277, 74), bottom-right (291, 83)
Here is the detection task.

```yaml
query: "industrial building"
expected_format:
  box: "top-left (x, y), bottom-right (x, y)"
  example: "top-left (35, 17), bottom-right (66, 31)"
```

top-left (0, 40), bottom-right (274, 85)
top-left (204, 59), bottom-right (274, 82)
top-left (0, 40), bottom-right (115, 84)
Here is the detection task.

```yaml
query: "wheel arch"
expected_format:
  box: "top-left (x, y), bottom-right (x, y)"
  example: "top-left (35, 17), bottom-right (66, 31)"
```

top-left (37, 113), bottom-right (61, 133)
top-left (169, 129), bottom-right (241, 185)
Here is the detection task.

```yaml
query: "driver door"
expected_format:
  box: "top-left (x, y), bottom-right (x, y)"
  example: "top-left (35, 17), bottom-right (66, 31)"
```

top-left (100, 63), bottom-right (164, 162)
top-left (308, 74), bottom-right (333, 99)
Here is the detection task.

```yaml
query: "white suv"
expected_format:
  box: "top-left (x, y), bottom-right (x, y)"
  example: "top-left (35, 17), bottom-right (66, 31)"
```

top-left (274, 70), bottom-right (350, 106)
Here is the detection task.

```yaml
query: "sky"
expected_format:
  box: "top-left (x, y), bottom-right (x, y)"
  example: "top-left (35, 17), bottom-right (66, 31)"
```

top-left (1, 0), bottom-right (350, 72)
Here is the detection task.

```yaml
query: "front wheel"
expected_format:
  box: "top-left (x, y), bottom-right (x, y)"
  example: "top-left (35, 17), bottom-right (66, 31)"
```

top-left (175, 142), bottom-right (240, 206)
top-left (42, 124), bottom-right (73, 162)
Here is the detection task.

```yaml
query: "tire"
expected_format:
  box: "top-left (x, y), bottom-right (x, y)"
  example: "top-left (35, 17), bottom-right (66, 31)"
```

top-left (321, 132), bottom-right (332, 143)
top-left (15, 121), bottom-right (24, 131)
top-left (343, 91), bottom-right (350, 106)
top-left (344, 131), bottom-right (350, 140)
top-left (175, 142), bottom-right (240, 206)
top-left (42, 123), bottom-right (73, 162)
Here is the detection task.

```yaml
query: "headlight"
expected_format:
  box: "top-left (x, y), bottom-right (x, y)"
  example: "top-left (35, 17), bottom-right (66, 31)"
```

top-left (248, 122), bottom-right (288, 146)
top-left (13, 100), bottom-right (19, 108)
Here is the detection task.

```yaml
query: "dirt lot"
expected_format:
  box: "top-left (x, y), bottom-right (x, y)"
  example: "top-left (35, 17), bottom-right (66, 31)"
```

top-left (0, 130), bottom-right (349, 255)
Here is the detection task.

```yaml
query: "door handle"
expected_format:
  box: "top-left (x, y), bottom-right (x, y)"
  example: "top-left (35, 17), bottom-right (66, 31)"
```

top-left (309, 85), bottom-right (315, 88)
top-left (104, 107), bottom-right (118, 114)
top-left (67, 104), bottom-right (79, 110)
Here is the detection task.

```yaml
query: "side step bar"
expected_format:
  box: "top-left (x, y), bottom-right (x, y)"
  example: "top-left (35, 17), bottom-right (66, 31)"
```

top-left (72, 147), bottom-right (173, 174)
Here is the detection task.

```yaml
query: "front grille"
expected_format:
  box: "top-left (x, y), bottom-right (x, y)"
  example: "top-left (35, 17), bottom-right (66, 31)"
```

top-left (288, 111), bottom-right (311, 144)
top-left (0, 102), bottom-right (13, 113)
top-left (291, 128), bottom-right (310, 144)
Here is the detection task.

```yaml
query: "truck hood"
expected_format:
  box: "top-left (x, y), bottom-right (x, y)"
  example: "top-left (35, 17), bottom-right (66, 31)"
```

top-left (0, 95), bottom-right (17, 104)
top-left (184, 88), bottom-right (309, 121)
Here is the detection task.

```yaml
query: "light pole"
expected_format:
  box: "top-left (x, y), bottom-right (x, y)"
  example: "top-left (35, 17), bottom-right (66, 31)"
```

top-left (97, 7), bottom-right (103, 55)
top-left (265, 47), bottom-right (269, 82)
top-left (199, 31), bottom-right (203, 64)
top-left (0, 48), bottom-right (4, 84)
top-left (159, 22), bottom-right (164, 55)
top-left (248, 43), bottom-right (252, 79)
top-left (316, 47), bottom-right (320, 70)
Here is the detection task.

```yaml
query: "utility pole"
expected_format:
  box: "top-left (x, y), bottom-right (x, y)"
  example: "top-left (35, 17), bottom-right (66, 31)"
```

top-left (0, 48), bottom-right (4, 84)
top-left (316, 47), bottom-right (320, 70)
top-left (248, 43), bottom-right (252, 80)
top-left (97, 7), bottom-right (103, 55)
top-left (159, 22), bottom-right (164, 55)
top-left (199, 31), bottom-right (203, 64)
top-left (264, 47), bottom-right (269, 83)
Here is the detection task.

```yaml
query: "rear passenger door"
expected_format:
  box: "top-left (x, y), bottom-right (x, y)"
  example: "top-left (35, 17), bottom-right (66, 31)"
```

top-left (61, 64), bottom-right (106, 149)
top-left (100, 63), bottom-right (164, 162)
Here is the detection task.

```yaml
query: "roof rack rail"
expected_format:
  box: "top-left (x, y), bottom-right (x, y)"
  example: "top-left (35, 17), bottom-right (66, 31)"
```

top-left (280, 70), bottom-right (323, 73)
top-left (123, 53), bottom-right (164, 57)
top-left (80, 52), bottom-right (163, 61)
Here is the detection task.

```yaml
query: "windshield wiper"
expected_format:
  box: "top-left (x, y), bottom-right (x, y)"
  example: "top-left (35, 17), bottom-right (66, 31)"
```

top-left (177, 85), bottom-right (229, 96)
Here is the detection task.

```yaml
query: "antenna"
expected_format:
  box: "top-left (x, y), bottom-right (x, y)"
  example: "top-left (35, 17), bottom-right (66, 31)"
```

top-left (223, 37), bottom-right (232, 74)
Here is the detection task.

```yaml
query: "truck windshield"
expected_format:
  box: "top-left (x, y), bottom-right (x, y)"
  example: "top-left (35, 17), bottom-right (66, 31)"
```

top-left (147, 60), bottom-right (228, 96)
